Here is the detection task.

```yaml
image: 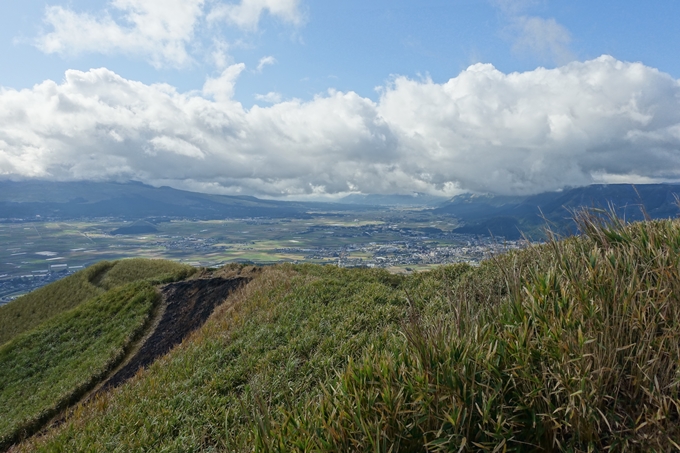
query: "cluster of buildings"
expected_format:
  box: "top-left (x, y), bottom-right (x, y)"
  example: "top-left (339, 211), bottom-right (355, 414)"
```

top-left (155, 235), bottom-right (219, 252)
top-left (277, 235), bottom-right (527, 269)
top-left (0, 267), bottom-right (83, 304)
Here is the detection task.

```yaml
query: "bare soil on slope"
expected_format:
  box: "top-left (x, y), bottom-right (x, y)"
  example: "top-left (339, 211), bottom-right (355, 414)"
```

top-left (5, 268), bottom-right (258, 452)
top-left (99, 275), bottom-right (250, 391)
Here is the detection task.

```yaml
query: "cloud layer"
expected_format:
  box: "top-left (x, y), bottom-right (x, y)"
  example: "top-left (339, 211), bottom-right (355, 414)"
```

top-left (36, 0), bottom-right (205, 67)
top-left (35, 0), bottom-right (304, 67)
top-left (1, 56), bottom-right (679, 197)
top-left (208, 0), bottom-right (303, 30)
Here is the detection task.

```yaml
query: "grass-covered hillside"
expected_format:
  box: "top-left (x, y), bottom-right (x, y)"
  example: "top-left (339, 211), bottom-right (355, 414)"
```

top-left (8, 213), bottom-right (680, 452)
top-left (0, 258), bottom-right (196, 346)
top-left (0, 259), bottom-right (195, 449)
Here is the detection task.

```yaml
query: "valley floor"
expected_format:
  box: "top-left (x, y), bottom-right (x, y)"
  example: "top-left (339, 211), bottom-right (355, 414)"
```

top-left (1, 212), bottom-right (529, 304)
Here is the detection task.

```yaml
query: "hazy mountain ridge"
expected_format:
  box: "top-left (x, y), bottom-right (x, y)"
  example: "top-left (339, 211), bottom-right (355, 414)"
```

top-left (436, 184), bottom-right (680, 238)
top-left (3, 182), bottom-right (680, 237)
top-left (0, 181), bottom-right (317, 220)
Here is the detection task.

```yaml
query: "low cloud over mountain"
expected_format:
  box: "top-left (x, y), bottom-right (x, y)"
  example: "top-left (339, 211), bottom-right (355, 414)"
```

top-left (1, 56), bottom-right (679, 197)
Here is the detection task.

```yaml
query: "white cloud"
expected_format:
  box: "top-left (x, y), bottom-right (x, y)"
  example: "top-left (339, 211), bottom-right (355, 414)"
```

top-left (35, 1), bottom-right (303, 68)
top-left (511, 16), bottom-right (574, 64)
top-left (257, 55), bottom-right (277, 72)
top-left (211, 38), bottom-right (233, 69)
top-left (492, 0), bottom-right (574, 65)
top-left (255, 91), bottom-right (282, 103)
top-left (208, 0), bottom-right (303, 30)
top-left (1, 57), bottom-right (680, 197)
top-left (202, 63), bottom-right (246, 102)
top-left (36, 0), bottom-right (205, 67)
top-left (148, 136), bottom-right (205, 159)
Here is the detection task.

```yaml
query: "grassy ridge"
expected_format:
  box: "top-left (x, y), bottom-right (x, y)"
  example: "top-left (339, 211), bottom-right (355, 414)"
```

top-left (0, 282), bottom-right (158, 447)
top-left (0, 259), bottom-right (196, 448)
top-left (94, 258), bottom-right (197, 290)
top-left (17, 215), bottom-right (680, 451)
top-left (262, 214), bottom-right (680, 451)
top-left (23, 265), bottom-right (442, 451)
top-left (0, 259), bottom-right (195, 346)
top-left (0, 263), bottom-right (109, 346)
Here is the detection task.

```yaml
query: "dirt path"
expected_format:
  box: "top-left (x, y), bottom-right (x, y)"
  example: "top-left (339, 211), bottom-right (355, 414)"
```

top-left (8, 275), bottom-right (250, 452)
top-left (98, 276), bottom-right (249, 392)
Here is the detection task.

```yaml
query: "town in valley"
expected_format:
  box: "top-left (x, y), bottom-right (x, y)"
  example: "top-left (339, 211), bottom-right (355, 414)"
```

top-left (0, 209), bottom-right (529, 304)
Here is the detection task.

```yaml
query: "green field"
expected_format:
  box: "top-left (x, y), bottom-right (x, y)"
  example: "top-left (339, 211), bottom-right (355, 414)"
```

top-left (0, 212), bottom-right (464, 282)
top-left (0, 218), bottom-right (336, 277)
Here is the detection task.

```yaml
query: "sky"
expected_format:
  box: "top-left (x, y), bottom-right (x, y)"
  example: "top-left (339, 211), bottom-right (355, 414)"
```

top-left (1, 0), bottom-right (679, 199)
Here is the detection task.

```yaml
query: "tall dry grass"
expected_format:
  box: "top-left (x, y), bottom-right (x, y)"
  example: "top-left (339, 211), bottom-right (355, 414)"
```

top-left (260, 211), bottom-right (680, 452)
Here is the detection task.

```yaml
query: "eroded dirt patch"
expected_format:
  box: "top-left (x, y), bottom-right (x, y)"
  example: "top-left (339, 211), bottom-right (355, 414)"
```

top-left (100, 276), bottom-right (249, 391)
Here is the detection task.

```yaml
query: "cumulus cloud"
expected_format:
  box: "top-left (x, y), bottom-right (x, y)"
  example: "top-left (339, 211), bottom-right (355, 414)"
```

top-left (36, 0), bottom-right (205, 67)
top-left (34, 0), bottom-right (298, 68)
top-left (208, 0), bottom-right (304, 30)
top-left (211, 38), bottom-right (233, 69)
top-left (202, 63), bottom-right (246, 102)
top-left (1, 56), bottom-right (680, 197)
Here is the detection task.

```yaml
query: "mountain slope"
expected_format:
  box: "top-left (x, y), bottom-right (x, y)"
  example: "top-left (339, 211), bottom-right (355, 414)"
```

top-left (436, 183), bottom-right (680, 238)
top-left (0, 259), bottom-right (194, 346)
top-left (15, 214), bottom-right (680, 451)
top-left (0, 282), bottom-right (160, 448)
top-left (0, 260), bottom-right (196, 448)
top-left (0, 181), bottom-right (315, 220)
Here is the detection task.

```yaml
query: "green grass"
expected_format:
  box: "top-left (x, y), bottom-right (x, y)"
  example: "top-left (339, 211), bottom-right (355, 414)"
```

top-left (22, 265), bottom-right (436, 451)
top-left (95, 258), bottom-right (196, 290)
top-left (0, 258), bottom-right (195, 346)
top-left (0, 263), bottom-right (108, 346)
top-left (0, 259), bottom-right (196, 449)
top-left (16, 213), bottom-right (680, 452)
top-left (0, 282), bottom-right (159, 448)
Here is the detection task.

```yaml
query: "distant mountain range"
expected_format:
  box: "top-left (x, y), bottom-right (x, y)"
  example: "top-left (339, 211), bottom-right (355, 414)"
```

top-left (436, 184), bottom-right (680, 239)
top-left (0, 181), bottom-right (341, 220)
top-left (2, 181), bottom-right (679, 238)
top-left (0, 182), bottom-right (449, 222)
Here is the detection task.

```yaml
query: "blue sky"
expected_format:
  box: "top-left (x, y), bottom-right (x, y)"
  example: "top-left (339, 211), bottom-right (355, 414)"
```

top-left (2, 0), bottom-right (679, 103)
top-left (1, 0), bottom-right (680, 198)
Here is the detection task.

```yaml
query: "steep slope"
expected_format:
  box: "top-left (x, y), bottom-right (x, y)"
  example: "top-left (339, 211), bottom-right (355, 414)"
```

top-left (99, 273), bottom-right (251, 392)
top-left (0, 281), bottom-right (160, 448)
